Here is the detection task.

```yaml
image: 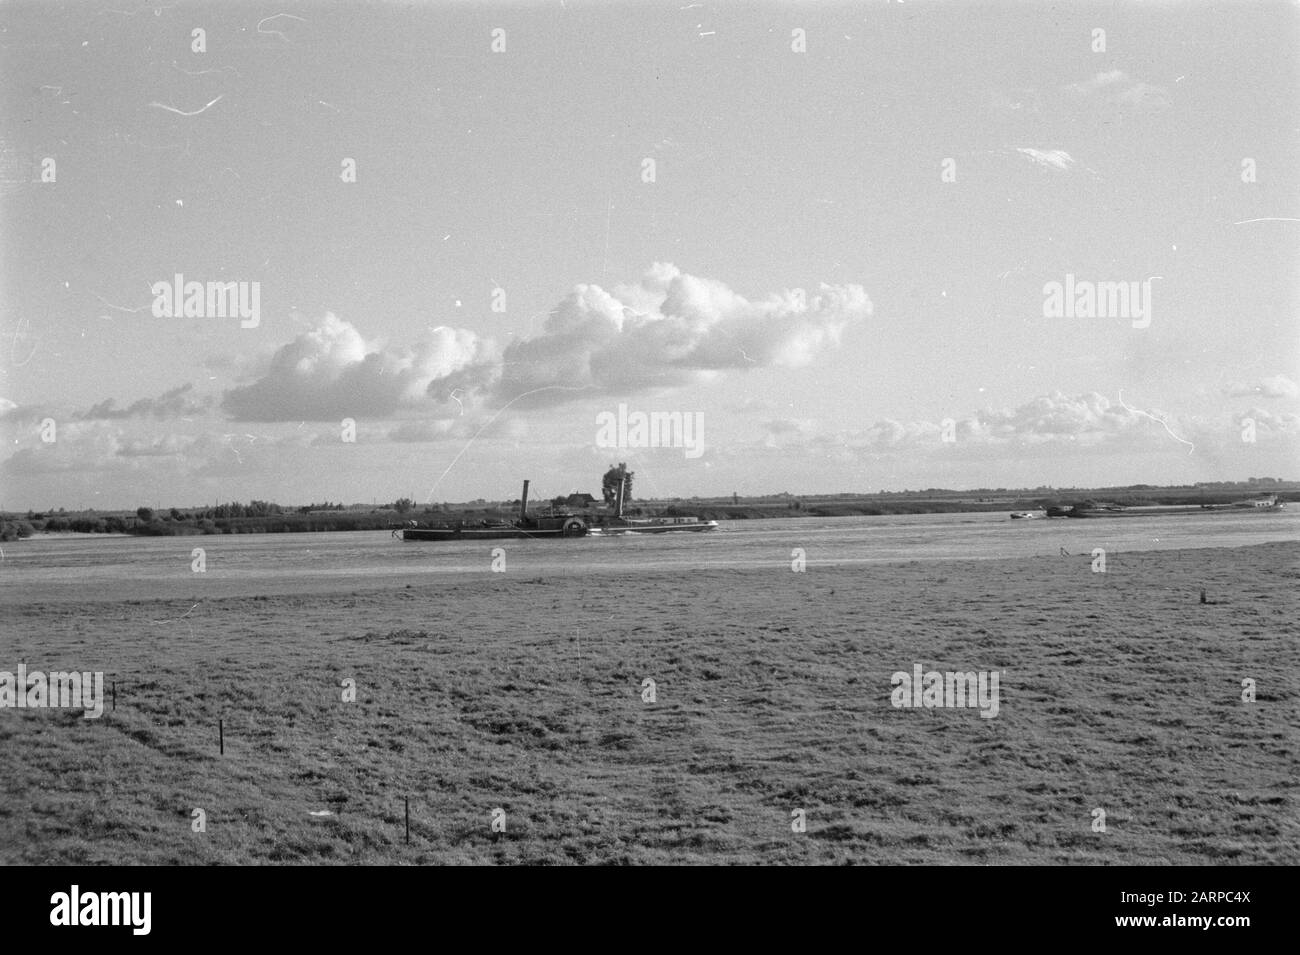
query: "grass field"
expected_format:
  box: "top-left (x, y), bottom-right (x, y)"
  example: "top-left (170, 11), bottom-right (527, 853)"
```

top-left (1, 541), bottom-right (1296, 864)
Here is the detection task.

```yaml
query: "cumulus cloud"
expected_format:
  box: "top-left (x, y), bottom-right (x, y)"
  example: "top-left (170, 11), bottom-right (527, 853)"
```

top-left (428, 263), bottom-right (871, 408)
top-left (1237, 407), bottom-right (1300, 434)
top-left (222, 313), bottom-right (496, 421)
top-left (1065, 70), bottom-right (1130, 96)
top-left (1065, 70), bottom-right (1170, 110)
top-left (213, 267), bottom-right (867, 422)
top-left (0, 387), bottom-right (210, 430)
top-left (755, 392), bottom-right (1153, 456)
top-left (760, 418), bottom-right (818, 449)
top-left (75, 384), bottom-right (211, 421)
top-left (748, 391), bottom-right (1300, 463)
top-left (1224, 375), bottom-right (1299, 399)
top-left (117, 434), bottom-right (197, 457)
top-left (900, 391), bottom-right (1144, 447)
top-left (0, 400), bottom-right (54, 426)
top-left (1014, 147), bottom-right (1076, 173)
top-left (967, 391), bottom-right (1148, 444)
top-left (1, 426), bottom-right (140, 475)
top-left (203, 349), bottom-right (269, 384)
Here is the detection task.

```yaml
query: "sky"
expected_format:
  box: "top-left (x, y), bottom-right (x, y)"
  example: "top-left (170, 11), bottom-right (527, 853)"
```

top-left (1, 0), bottom-right (1297, 510)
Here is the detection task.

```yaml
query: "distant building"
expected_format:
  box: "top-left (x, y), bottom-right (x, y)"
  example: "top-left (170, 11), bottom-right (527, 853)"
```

top-left (565, 493), bottom-right (597, 508)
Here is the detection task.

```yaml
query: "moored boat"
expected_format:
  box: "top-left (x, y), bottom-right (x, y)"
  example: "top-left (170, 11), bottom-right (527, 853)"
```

top-left (1042, 493), bottom-right (1287, 518)
top-left (589, 515), bottom-right (720, 535)
top-left (399, 481), bottom-right (589, 541)
top-left (1223, 493), bottom-right (1286, 510)
top-left (589, 474), bottom-right (719, 535)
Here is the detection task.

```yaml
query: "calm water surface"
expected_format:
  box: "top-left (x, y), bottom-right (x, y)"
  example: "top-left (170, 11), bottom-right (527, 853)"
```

top-left (3, 510), bottom-right (1296, 594)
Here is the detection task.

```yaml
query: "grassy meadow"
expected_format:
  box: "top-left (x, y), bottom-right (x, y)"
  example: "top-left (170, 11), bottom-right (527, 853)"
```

top-left (1, 541), bottom-right (1296, 864)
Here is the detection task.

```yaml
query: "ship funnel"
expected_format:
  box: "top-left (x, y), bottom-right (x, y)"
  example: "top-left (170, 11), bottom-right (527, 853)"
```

top-left (520, 480), bottom-right (530, 520)
top-left (614, 475), bottom-right (625, 518)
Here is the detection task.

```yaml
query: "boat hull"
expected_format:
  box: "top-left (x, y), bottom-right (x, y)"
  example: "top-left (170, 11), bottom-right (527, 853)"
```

top-left (401, 512), bottom-right (590, 541)
top-left (590, 518), bottom-right (719, 535)
top-left (1047, 503), bottom-right (1287, 519)
top-left (402, 526), bottom-right (584, 541)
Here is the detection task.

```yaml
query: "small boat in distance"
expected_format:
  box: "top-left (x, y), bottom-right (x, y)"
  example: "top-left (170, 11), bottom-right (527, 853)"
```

top-left (1202, 493), bottom-right (1287, 511)
top-left (1042, 493), bottom-right (1288, 519)
top-left (1040, 500), bottom-right (1129, 518)
top-left (400, 481), bottom-right (589, 541)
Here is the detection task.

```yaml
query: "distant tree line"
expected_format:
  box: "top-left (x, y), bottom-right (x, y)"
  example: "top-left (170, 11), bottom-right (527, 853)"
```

top-left (296, 501), bottom-right (347, 513)
top-left (7, 498), bottom-right (444, 537)
top-left (10, 482), bottom-right (1291, 539)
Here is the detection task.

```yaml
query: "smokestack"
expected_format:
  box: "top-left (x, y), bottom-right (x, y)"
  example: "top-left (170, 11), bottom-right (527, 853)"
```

top-left (520, 480), bottom-right (530, 520)
top-left (615, 475), bottom-right (625, 518)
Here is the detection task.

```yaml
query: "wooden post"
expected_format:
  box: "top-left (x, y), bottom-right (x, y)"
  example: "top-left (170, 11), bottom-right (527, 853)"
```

top-left (405, 797), bottom-right (410, 844)
top-left (219, 719), bottom-right (224, 755)
top-left (111, 681), bottom-right (116, 711)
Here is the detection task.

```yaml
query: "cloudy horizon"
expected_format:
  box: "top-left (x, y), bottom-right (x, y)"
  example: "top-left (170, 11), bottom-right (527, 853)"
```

top-left (2, 1), bottom-right (1297, 510)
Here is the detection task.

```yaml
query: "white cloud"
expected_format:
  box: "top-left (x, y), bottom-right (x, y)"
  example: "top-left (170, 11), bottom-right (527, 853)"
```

top-left (1, 426), bottom-right (135, 475)
top-left (751, 392), bottom-right (1156, 456)
top-left (76, 384), bottom-right (211, 421)
top-left (1238, 407), bottom-right (1300, 434)
top-left (428, 263), bottom-right (871, 408)
top-left (1065, 71), bottom-right (1170, 110)
top-left (118, 434), bottom-right (197, 457)
top-left (973, 391), bottom-right (1145, 442)
top-left (1015, 148), bottom-right (1076, 173)
top-left (1224, 375), bottom-right (1299, 399)
top-left (1065, 70), bottom-right (1131, 96)
top-left (222, 313), bottom-right (496, 421)
top-left (217, 265), bottom-right (866, 423)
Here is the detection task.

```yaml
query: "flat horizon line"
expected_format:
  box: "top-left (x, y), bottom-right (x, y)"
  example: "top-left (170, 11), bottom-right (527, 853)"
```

top-left (4, 478), bottom-right (1297, 516)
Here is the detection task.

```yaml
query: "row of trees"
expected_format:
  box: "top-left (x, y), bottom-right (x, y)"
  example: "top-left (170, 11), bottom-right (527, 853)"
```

top-left (133, 502), bottom-right (287, 522)
top-left (39, 515), bottom-right (133, 534)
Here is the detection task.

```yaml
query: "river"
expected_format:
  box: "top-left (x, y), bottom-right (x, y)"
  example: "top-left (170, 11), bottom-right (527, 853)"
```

top-left (3, 509), bottom-right (1295, 601)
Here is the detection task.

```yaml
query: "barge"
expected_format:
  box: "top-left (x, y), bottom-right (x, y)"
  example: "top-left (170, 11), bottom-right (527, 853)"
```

top-left (1041, 494), bottom-right (1287, 518)
top-left (588, 474), bottom-right (719, 535)
top-left (399, 481), bottom-right (589, 541)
